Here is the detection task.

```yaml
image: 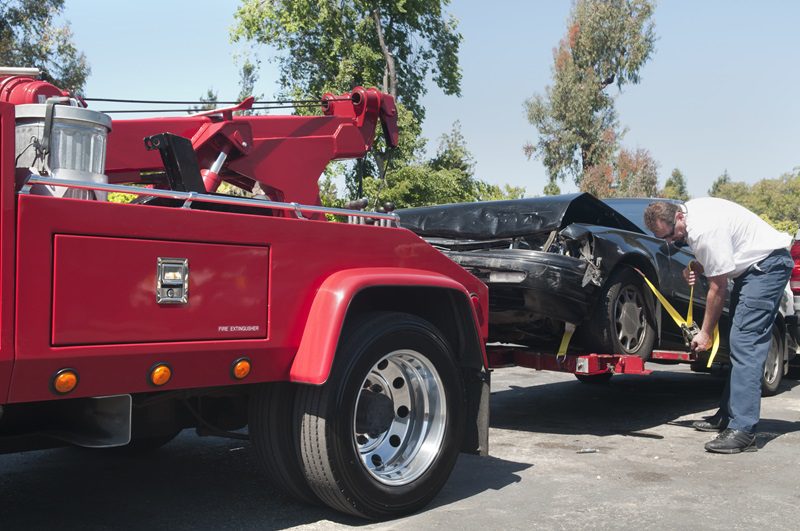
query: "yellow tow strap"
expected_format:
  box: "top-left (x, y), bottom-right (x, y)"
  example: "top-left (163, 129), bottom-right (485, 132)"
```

top-left (634, 266), bottom-right (720, 368)
top-left (557, 323), bottom-right (576, 359)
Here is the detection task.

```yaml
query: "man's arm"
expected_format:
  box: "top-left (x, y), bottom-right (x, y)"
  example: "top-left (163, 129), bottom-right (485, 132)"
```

top-left (691, 274), bottom-right (728, 352)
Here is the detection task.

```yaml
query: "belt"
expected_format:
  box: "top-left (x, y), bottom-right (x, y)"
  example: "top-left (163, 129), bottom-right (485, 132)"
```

top-left (761, 248), bottom-right (790, 261)
top-left (742, 248), bottom-right (790, 277)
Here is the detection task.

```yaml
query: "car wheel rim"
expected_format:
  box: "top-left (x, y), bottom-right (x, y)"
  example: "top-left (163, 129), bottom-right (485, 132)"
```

top-left (614, 285), bottom-right (646, 352)
top-left (764, 334), bottom-right (780, 384)
top-left (353, 349), bottom-right (447, 486)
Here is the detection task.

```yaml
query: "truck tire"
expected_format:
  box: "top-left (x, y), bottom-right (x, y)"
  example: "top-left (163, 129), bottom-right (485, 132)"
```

top-left (761, 326), bottom-right (784, 396)
top-left (295, 312), bottom-right (465, 520)
top-left (583, 268), bottom-right (656, 360)
top-left (249, 383), bottom-right (318, 504)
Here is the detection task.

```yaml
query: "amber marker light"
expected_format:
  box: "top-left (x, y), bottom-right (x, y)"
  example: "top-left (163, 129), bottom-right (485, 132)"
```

top-left (52, 368), bottom-right (79, 395)
top-left (149, 363), bottom-right (172, 386)
top-left (231, 357), bottom-right (252, 380)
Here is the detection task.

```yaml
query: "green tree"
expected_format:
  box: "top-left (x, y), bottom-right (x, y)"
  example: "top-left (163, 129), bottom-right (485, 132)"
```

top-left (236, 55), bottom-right (262, 115)
top-left (543, 181), bottom-right (562, 196)
top-left (709, 180), bottom-right (749, 206)
top-left (359, 121), bottom-right (524, 208)
top-left (524, 0), bottom-right (655, 189)
top-left (233, 0), bottom-right (477, 206)
top-left (232, 0), bottom-right (462, 122)
top-left (429, 120), bottom-right (474, 175)
top-left (363, 164), bottom-right (472, 209)
top-left (365, 121), bottom-right (461, 208)
top-left (708, 170), bottom-right (731, 197)
top-left (318, 174), bottom-right (344, 208)
top-left (746, 170), bottom-right (800, 229)
top-left (0, 0), bottom-right (90, 93)
top-left (191, 89), bottom-right (218, 113)
top-left (475, 182), bottom-right (525, 202)
top-left (343, 102), bottom-right (426, 201)
top-left (709, 170), bottom-right (751, 207)
top-left (660, 168), bottom-right (689, 201)
top-left (707, 169), bottom-right (800, 233)
top-left (231, 1), bottom-right (527, 207)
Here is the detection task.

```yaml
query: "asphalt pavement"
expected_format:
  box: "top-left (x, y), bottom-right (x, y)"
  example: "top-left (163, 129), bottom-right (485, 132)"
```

top-left (1, 364), bottom-right (799, 530)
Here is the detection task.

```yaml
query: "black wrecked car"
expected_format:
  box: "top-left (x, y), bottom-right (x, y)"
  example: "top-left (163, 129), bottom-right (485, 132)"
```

top-left (399, 193), bottom-right (798, 392)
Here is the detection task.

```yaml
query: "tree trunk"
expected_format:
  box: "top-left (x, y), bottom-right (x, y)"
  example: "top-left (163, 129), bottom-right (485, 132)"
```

top-left (581, 145), bottom-right (590, 176)
top-left (372, 8), bottom-right (397, 98)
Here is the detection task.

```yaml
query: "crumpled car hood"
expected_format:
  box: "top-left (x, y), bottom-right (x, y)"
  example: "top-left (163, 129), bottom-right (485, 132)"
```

top-left (398, 193), bottom-right (643, 239)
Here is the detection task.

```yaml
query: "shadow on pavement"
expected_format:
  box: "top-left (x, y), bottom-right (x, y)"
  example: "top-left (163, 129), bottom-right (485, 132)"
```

top-left (1, 369), bottom-right (795, 528)
top-left (488, 366), bottom-right (800, 439)
top-left (754, 419), bottom-right (800, 448)
top-left (0, 435), bottom-right (359, 530)
top-left (0, 430), bottom-right (530, 529)
top-left (430, 453), bottom-right (531, 510)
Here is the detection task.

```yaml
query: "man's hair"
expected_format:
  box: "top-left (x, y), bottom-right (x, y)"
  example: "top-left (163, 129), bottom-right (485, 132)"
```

top-left (643, 201), bottom-right (681, 233)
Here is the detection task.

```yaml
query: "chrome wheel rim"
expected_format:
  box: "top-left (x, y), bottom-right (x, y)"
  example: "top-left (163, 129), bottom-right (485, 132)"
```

top-left (614, 285), bottom-right (646, 352)
top-left (353, 349), bottom-right (447, 486)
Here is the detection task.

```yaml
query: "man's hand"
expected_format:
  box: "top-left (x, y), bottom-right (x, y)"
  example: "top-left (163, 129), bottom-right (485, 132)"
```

top-left (690, 330), bottom-right (713, 352)
top-left (683, 261), bottom-right (705, 286)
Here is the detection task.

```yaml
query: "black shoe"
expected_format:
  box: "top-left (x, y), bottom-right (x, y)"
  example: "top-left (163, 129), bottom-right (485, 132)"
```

top-left (704, 429), bottom-right (757, 454)
top-left (692, 415), bottom-right (728, 432)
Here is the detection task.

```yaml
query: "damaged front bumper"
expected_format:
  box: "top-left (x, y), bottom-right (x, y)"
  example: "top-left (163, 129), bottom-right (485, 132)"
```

top-left (447, 249), bottom-right (600, 344)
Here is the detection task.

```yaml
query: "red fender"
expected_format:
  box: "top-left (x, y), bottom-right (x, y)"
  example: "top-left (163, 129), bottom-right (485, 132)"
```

top-left (290, 268), bottom-right (474, 385)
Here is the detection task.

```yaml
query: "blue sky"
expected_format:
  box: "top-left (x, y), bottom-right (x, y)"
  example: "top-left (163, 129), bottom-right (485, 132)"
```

top-left (63, 0), bottom-right (799, 198)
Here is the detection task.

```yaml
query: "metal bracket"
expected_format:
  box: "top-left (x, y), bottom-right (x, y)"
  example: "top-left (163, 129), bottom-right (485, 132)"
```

top-left (681, 322), bottom-right (701, 348)
top-left (290, 202), bottom-right (306, 219)
top-left (182, 192), bottom-right (198, 209)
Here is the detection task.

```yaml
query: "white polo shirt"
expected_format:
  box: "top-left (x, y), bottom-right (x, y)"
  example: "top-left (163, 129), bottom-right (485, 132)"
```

top-left (685, 197), bottom-right (791, 278)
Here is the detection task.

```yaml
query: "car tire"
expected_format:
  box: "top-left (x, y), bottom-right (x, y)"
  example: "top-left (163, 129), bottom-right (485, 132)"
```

top-left (295, 312), bottom-right (465, 520)
top-left (585, 267), bottom-right (656, 360)
top-left (249, 383), bottom-right (319, 504)
top-left (761, 326), bottom-right (784, 396)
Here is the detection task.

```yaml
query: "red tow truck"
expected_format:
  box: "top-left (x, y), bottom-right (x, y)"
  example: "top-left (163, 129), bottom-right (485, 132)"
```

top-left (0, 68), bottom-right (489, 520)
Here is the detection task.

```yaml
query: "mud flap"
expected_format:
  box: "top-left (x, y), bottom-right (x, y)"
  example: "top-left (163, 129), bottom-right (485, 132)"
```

top-left (461, 368), bottom-right (490, 456)
top-left (45, 394), bottom-right (132, 448)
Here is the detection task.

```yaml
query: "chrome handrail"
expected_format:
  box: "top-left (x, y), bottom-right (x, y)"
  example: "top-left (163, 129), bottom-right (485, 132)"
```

top-left (19, 175), bottom-right (400, 224)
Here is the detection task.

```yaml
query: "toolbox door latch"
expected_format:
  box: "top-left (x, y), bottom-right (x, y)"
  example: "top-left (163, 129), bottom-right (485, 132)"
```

top-left (156, 257), bottom-right (189, 304)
